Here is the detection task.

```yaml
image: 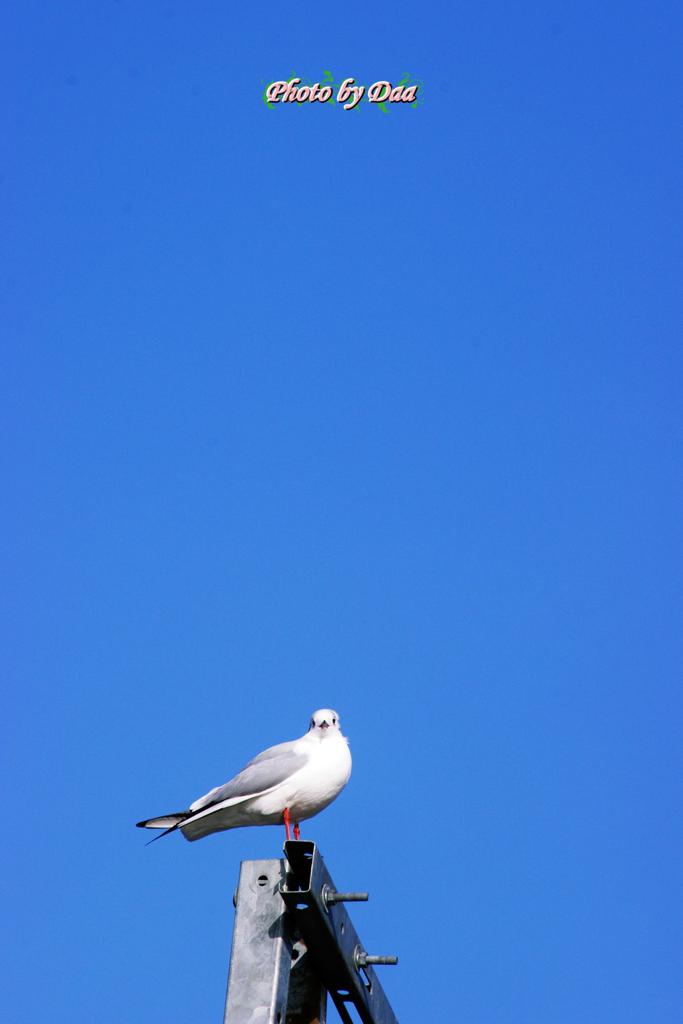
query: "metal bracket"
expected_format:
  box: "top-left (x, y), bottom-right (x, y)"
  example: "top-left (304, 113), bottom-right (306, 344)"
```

top-left (281, 841), bottom-right (399, 1024)
top-left (223, 843), bottom-right (398, 1024)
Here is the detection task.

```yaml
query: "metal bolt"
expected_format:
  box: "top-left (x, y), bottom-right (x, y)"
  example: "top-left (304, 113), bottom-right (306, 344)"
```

top-left (322, 884), bottom-right (369, 908)
top-left (353, 945), bottom-right (398, 968)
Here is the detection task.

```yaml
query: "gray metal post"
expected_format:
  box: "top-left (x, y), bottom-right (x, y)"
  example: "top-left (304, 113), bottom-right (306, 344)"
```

top-left (281, 842), bottom-right (398, 1024)
top-left (224, 843), bottom-right (397, 1024)
top-left (223, 858), bottom-right (291, 1024)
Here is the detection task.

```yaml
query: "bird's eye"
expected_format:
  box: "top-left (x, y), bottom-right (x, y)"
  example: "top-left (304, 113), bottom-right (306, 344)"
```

top-left (332, 717), bottom-right (337, 724)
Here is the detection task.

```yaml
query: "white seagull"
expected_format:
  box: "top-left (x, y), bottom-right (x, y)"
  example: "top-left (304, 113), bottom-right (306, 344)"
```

top-left (136, 708), bottom-right (352, 843)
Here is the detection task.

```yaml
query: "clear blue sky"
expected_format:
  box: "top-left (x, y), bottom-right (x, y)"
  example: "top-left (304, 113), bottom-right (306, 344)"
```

top-left (2, 3), bottom-right (681, 1022)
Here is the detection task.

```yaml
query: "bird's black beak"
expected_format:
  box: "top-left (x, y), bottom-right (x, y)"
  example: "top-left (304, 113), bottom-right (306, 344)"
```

top-left (319, 720), bottom-right (329, 729)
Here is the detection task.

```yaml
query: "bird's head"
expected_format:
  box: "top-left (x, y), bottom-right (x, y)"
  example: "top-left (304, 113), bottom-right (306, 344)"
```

top-left (308, 708), bottom-right (342, 738)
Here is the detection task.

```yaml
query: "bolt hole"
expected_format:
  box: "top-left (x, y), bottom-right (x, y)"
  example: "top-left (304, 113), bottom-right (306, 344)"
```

top-left (257, 875), bottom-right (268, 887)
top-left (291, 948), bottom-right (300, 961)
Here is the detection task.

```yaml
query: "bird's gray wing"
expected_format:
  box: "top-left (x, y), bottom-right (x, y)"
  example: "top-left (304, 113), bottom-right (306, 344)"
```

top-left (190, 741), bottom-right (308, 813)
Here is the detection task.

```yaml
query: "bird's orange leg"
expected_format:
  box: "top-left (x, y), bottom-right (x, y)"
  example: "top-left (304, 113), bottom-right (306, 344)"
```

top-left (293, 823), bottom-right (301, 840)
top-left (283, 807), bottom-right (291, 841)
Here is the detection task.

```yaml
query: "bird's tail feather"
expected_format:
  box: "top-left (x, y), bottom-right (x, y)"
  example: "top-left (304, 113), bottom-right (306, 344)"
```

top-left (136, 812), bottom-right (190, 830)
top-left (135, 811), bottom-right (191, 843)
top-left (144, 824), bottom-right (180, 845)
top-left (136, 812), bottom-right (190, 843)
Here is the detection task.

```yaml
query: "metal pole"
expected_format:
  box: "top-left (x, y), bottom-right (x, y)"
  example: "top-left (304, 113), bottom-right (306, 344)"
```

top-left (281, 842), bottom-right (399, 1024)
top-left (223, 858), bottom-right (291, 1024)
top-left (223, 843), bottom-right (398, 1024)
